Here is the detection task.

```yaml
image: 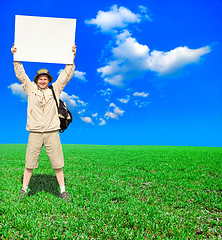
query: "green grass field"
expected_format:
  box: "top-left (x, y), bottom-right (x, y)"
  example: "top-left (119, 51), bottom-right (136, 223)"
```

top-left (0, 144), bottom-right (221, 239)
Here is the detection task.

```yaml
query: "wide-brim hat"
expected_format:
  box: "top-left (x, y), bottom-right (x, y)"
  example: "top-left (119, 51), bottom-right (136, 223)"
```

top-left (34, 68), bottom-right (53, 83)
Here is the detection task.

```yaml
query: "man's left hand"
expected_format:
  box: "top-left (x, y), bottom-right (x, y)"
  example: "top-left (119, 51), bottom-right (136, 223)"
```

top-left (72, 44), bottom-right (76, 63)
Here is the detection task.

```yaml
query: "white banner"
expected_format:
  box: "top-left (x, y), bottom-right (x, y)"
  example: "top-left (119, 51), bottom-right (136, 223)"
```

top-left (14, 15), bottom-right (76, 64)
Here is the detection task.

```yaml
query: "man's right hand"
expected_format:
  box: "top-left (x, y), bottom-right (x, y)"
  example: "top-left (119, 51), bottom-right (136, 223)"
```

top-left (11, 43), bottom-right (17, 55)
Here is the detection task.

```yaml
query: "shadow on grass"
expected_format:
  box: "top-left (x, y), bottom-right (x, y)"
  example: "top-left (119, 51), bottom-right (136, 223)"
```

top-left (21, 174), bottom-right (60, 197)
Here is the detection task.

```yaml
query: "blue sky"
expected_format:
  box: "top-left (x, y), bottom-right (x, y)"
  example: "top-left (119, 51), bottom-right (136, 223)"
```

top-left (1, 0), bottom-right (222, 147)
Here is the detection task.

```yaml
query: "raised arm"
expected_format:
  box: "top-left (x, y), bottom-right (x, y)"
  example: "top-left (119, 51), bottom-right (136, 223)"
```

top-left (53, 44), bottom-right (77, 94)
top-left (11, 44), bottom-right (32, 94)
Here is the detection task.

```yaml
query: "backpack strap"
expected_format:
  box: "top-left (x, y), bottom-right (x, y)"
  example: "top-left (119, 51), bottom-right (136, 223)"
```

top-left (49, 85), bottom-right (59, 111)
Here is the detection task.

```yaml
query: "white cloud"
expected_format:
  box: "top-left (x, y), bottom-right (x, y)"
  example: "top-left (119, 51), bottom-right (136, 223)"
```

top-left (58, 69), bottom-right (87, 82)
top-left (118, 96), bottom-right (130, 103)
top-left (98, 88), bottom-right (112, 96)
top-left (97, 32), bottom-right (149, 86)
top-left (57, 69), bottom-right (63, 75)
top-left (99, 118), bottom-right (106, 125)
top-left (61, 92), bottom-right (88, 116)
top-left (138, 5), bottom-right (148, 13)
top-left (147, 46), bottom-right (211, 75)
top-left (110, 103), bottom-right (125, 116)
top-left (133, 92), bottom-right (149, 97)
top-left (85, 5), bottom-right (141, 33)
top-left (92, 113), bottom-right (98, 117)
top-left (116, 29), bottom-right (131, 42)
top-left (74, 71), bottom-right (87, 82)
top-left (105, 103), bottom-right (125, 120)
top-left (114, 32), bottom-right (149, 59)
top-left (138, 5), bottom-right (152, 21)
top-left (134, 100), bottom-right (151, 108)
top-left (109, 103), bottom-right (116, 108)
top-left (97, 35), bottom-right (148, 86)
top-left (78, 109), bottom-right (85, 115)
top-left (87, 5), bottom-right (211, 86)
top-left (114, 107), bottom-right (124, 116)
top-left (8, 83), bottom-right (27, 101)
top-left (98, 30), bottom-right (211, 85)
top-left (105, 111), bottom-right (119, 120)
top-left (77, 99), bottom-right (87, 106)
top-left (97, 32), bottom-right (150, 86)
top-left (60, 91), bottom-right (77, 108)
top-left (103, 73), bottom-right (124, 86)
top-left (80, 117), bottom-right (94, 124)
top-left (98, 61), bottom-right (122, 78)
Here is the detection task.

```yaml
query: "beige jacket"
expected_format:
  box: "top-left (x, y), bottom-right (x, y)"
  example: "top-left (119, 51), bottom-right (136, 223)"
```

top-left (13, 61), bottom-right (75, 132)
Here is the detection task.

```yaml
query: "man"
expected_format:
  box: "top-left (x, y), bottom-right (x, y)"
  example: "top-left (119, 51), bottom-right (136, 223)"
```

top-left (11, 43), bottom-right (76, 200)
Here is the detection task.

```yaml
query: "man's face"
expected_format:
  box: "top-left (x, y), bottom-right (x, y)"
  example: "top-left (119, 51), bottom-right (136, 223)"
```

top-left (37, 75), bottom-right (49, 89)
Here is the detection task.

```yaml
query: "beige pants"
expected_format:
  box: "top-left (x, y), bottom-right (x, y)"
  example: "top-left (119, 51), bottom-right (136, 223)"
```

top-left (25, 131), bottom-right (64, 169)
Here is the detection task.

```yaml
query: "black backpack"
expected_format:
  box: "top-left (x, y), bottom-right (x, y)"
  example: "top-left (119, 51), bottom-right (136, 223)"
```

top-left (49, 85), bottom-right (72, 133)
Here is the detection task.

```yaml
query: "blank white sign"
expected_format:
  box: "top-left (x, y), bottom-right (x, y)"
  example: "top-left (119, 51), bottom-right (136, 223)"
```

top-left (14, 15), bottom-right (76, 64)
